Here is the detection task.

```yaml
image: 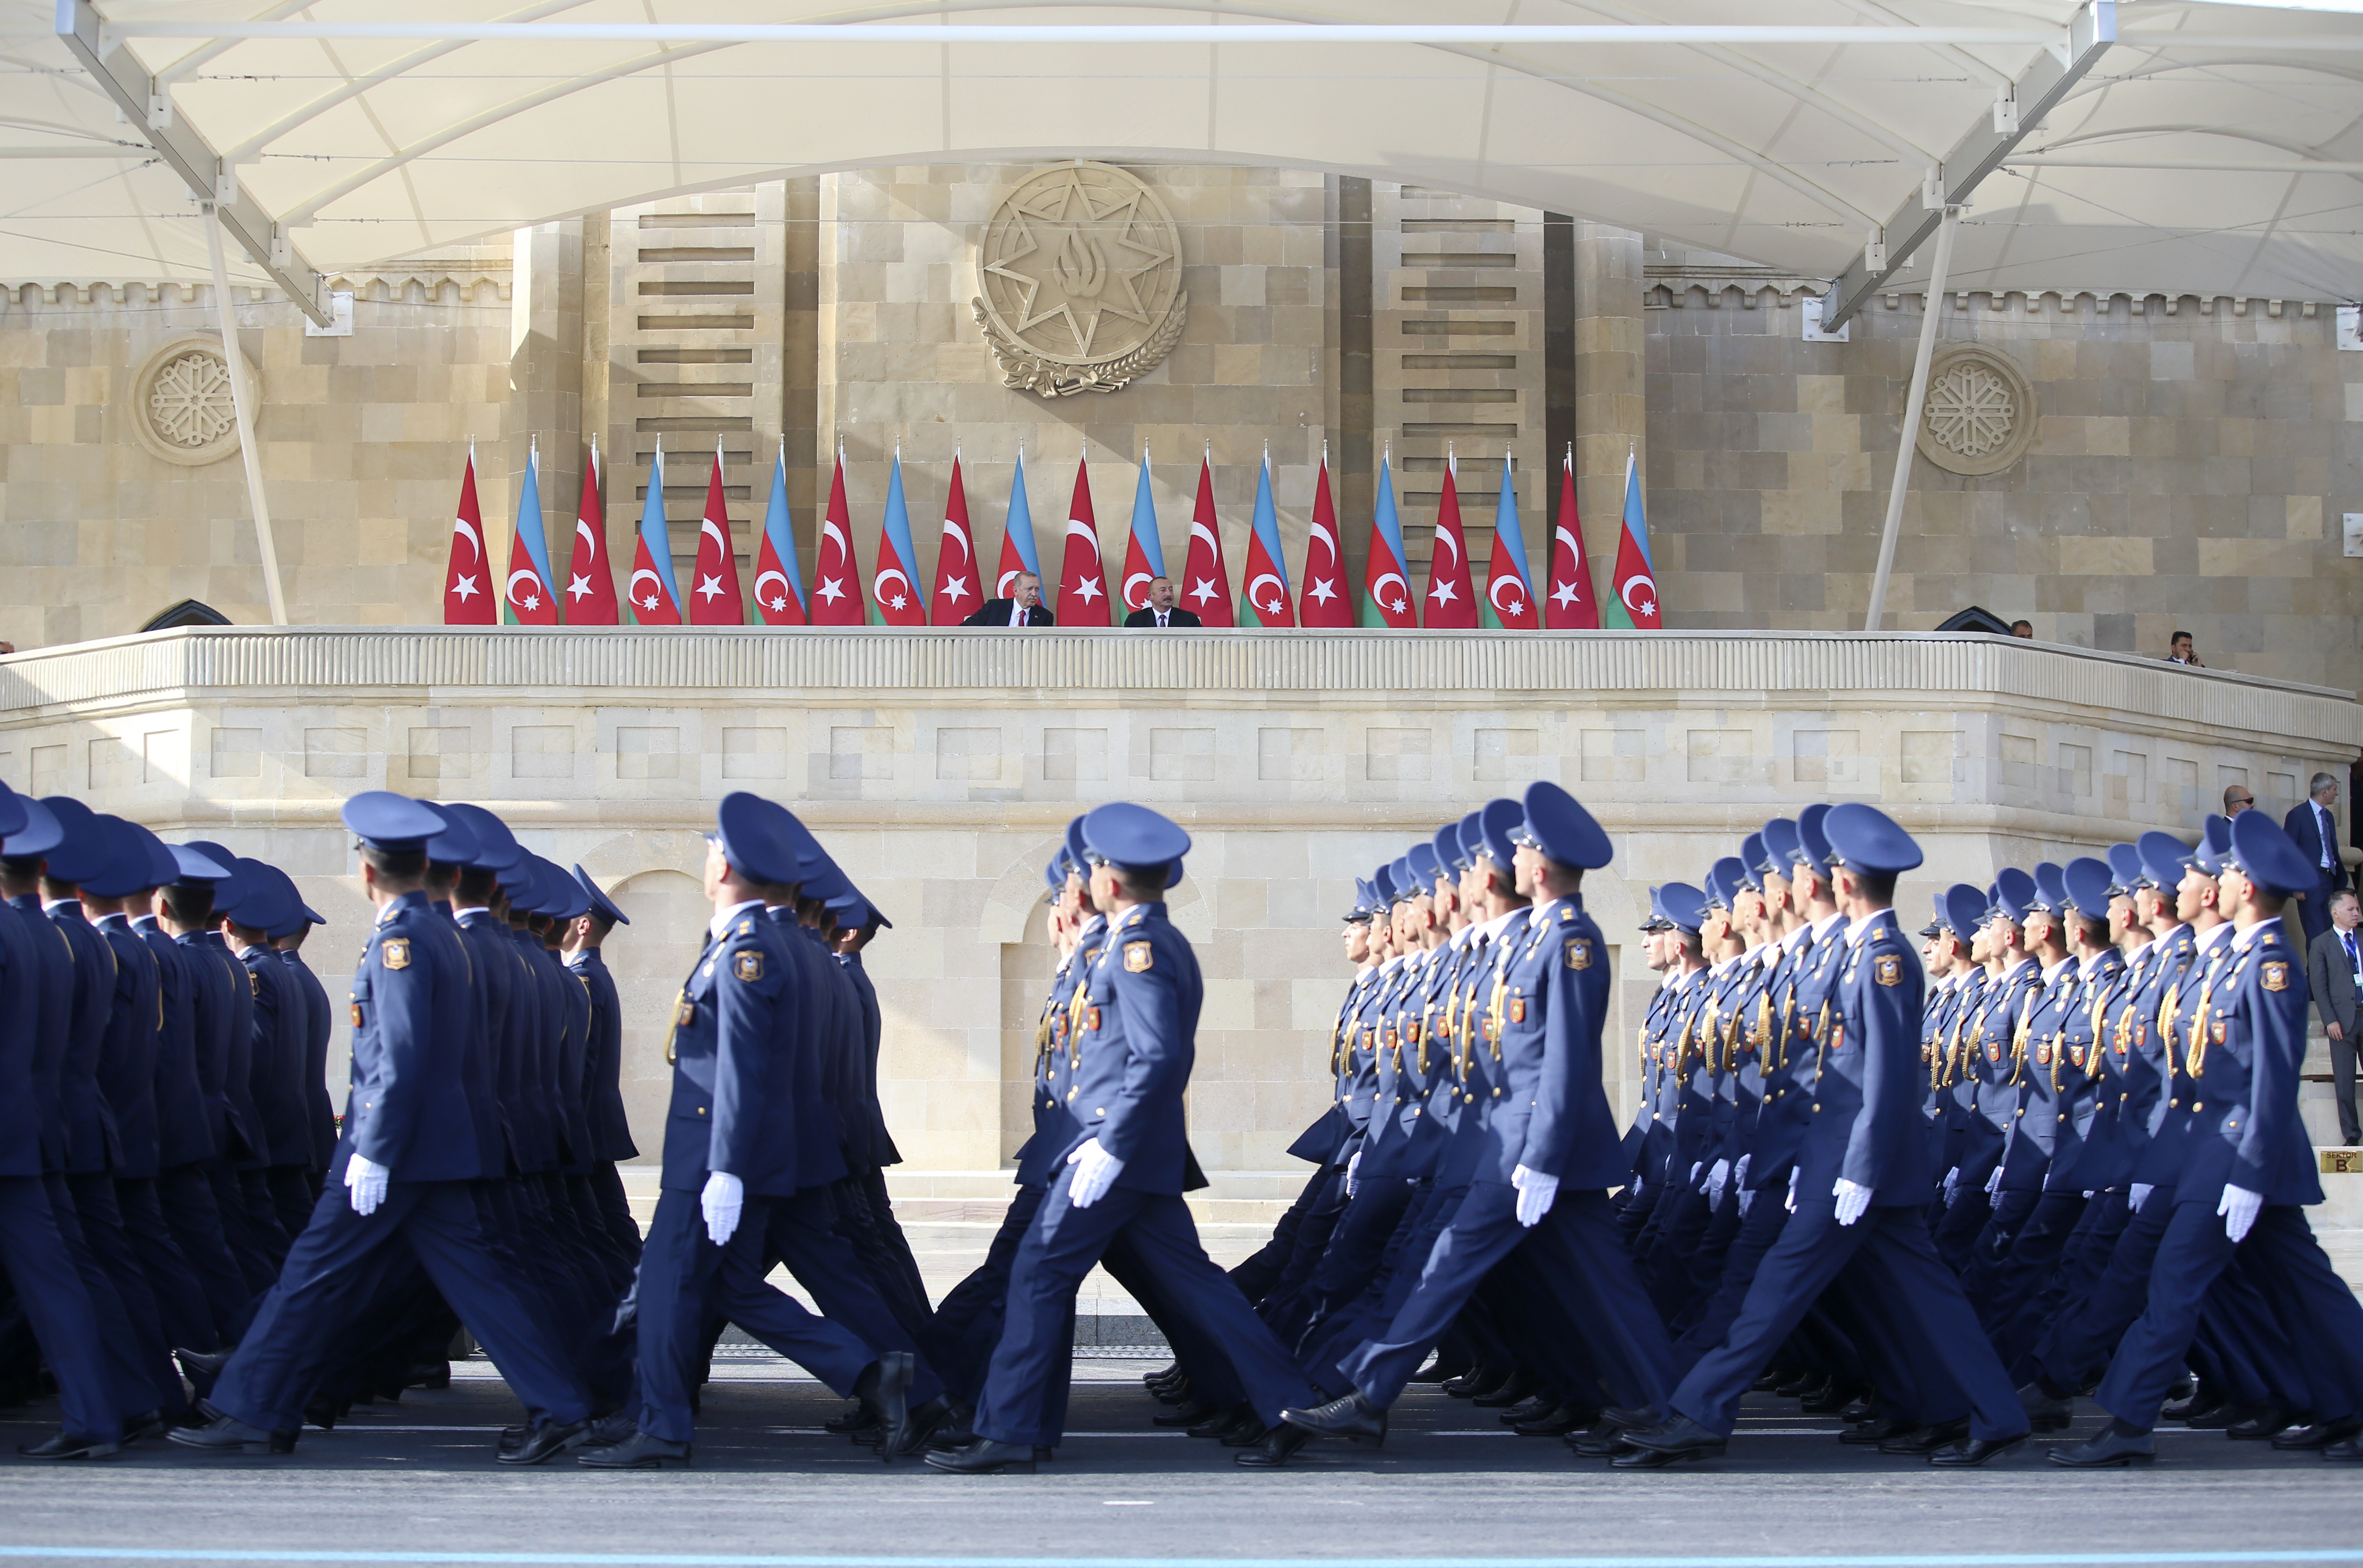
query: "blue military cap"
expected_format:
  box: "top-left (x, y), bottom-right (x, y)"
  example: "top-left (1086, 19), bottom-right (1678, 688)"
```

top-left (1917, 895), bottom-right (1944, 939)
top-left (2063, 857), bottom-right (2115, 919)
top-left (1474, 798), bottom-right (1523, 873)
top-left (340, 790), bottom-right (447, 853)
top-left (768, 807), bottom-right (829, 887)
top-left (168, 842), bottom-right (230, 883)
top-left (184, 839), bottom-right (245, 916)
top-left (496, 851), bottom-right (537, 901)
top-left (1346, 878), bottom-right (1376, 923)
top-left (2136, 830), bottom-right (2189, 891)
top-left (712, 791), bottom-right (800, 886)
top-left (1762, 818), bottom-right (1801, 877)
top-left (1080, 801), bottom-right (1190, 873)
top-left (421, 802), bottom-right (480, 868)
top-left (1163, 857), bottom-right (1183, 894)
top-left (1942, 883), bottom-right (1987, 945)
top-left (539, 857), bottom-right (591, 922)
top-left (1372, 861), bottom-right (1399, 905)
top-left (1659, 881), bottom-right (1706, 936)
top-left (261, 867), bottom-right (314, 941)
top-left (571, 865), bottom-right (627, 926)
top-left (229, 857), bottom-right (295, 932)
top-left (132, 820), bottom-right (182, 891)
top-left (1389, 857), bottom-right (1417, 905)
top-left (1433, 823), bottom-right (1465, 876)
top-left (1822, 802), bottom-right (1923, 876)
top-left (2191, 813), bottom-right (2234, 876)
top-left (1042, 857), bottom-right (1063, 895)
top-left (1704, 858), bottom-right (1743, 912)
top-left (2030, 861), bottom-right (2067, 914)
top-left (2226, 808), bottom-right (2316, 900)
top-left (1993, 867), bottom-right (2038, 924)
top-left (77, 817), bottom-right (159, 899)
top-left (4, 797), bottom-right (64, 859)
top-left (37, 798), bottom-right (112, 885)
top-left (0, 779), bottom-right (26, 840)
top-left (2106, 842), bottom-right (2147, 895)
top-left (1513, 781), bottom-right (1612, 872)
top-left (1640, 886), bottom-right (1671, 932)
top-left (303, 904), bottom-right (325, 926)
top-left (1739, 832), bottom-right (1768, 893)
top-left (1455, 811), bottom-right (1486, 869)
top-left (1407, 841), bottom-right (1440, 889)
top-left (439, 803), bottom-right (523, 872)
top-left (1064, 815), bottom-right (1090, 873)
top-left (1791, 802), bottom-right (1833, 880)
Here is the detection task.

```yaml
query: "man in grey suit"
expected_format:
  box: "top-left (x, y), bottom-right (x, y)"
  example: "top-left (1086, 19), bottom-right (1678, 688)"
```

top-left (2308, 887), bottom-right (2363, 1147)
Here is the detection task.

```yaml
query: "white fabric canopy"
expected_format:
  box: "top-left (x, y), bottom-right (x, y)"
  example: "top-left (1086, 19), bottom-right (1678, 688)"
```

top-left (3, 0), bottom-right (2360, 302)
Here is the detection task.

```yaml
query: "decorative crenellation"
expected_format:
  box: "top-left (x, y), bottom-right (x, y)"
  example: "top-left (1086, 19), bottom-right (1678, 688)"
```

top-left (1646, 274), bottom-right (2328, 320)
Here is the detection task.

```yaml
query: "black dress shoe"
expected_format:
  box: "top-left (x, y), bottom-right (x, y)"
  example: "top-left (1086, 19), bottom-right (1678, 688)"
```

top-left (1929, 1432), bottom-right (2029, 1467)
top-left (165, 1409), bottom-right (287, 1454)
top-left (1280, 1392), bottom-right (1388, 1446)
top-left (924, 1438), bottom-right (1036, 1474)
top-left (1879, 1417), bottom-right (1968, 1456)
top-left (2323, 1436), bottom-right (2362, 1461)
top-left (303, 1395), bottom-right (342, 1431)
top-left (894, 1398), bottom-right (955, 1458)
top-left (1499, 1392), bottom-right (1553, 1424)
top-left (18, 1430), bottom-right (120, 1460)
top-left (1409, 1355), bottom-right (1471, 1384)
top-left (1233, 1424), bottom-right (1311, 1467)
top-left (1142, 1360), bottom-right (1178, 1387)
top-left (1441, 1366), bottom-right (1506, 1400)
top-left (406, 1362), bottom-right (451, 1390)
top-left (1185, 1403), bottom-right (1251, 1440)
top-left (868, 1353), bottom-right (916, 1463)
top-left (577, 1430), bottom-right (691, 1469)
top-left (1618, 1414), bottom-right (1726, 1462)
top-left (121, 1409), bottom-right (170, 1443)
top-left (2184, 1396), bottom-right (2268, 1430)
top-left (2162, 1387), bottom-right (2217, 1422)
top-left (173, 1347), bottom-right (229, 1397)
top-left (1150, 1372), bottom-right (1191, 1406)
top-left (825, 1398), bottom-right (883, 1434)
top-left (1567, 1409), bottom-right (1650, 1458)
top-left (2226, 1409), bottom-right (2296, 1441)
top-left (1154, 1396), bottom-right (1226, 1429)
top-left (1218, 1409), bottom-right (1274, 1447)
top-left (1773, 1373), bottom-right (1822, 1400)
top-left (1472, 1371), bottom-right (1541, 1409)
top-left (2016, 1383), bottom-right (2074, 1432)
top-left (1838, 1417), bottom-right (1918, 1447)
top-left (1838, 1396), bottom-right (1877, 1424)
top-left (2272, 1417), bottom-right (2361, 1451)
top-left (1512, 1401), bottom-right (1598, 1437)
top-left (2049, 1428), bottom-right (2156, 1467)
top-left (497, 1418), bottom-right (591, 1465)
top-left (1801, 1381), bottom-right (1866, 1416)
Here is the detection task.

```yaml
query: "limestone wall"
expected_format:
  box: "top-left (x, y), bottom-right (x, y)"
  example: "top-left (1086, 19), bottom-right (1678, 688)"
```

top-left (0, 626), bottom-right (2350, 1170)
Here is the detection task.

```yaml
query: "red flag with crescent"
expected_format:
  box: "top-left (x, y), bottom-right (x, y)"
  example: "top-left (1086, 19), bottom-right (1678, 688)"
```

top-left (443, 448), bottom-right (496, 624)
top-left (1297, 455), bottom-right (1352, 627)
top-left (1055, 455), bottom-right (1110, 626)
top-left (931, 455), bottom-right (982, 623)
top-left (1543, 448), bottom-right (1600, 630)
top-left (564, 441), bottom-right (620, 625)
top-left (1178, 454), bottom-right (1236, 628)
top-left (1421, 453), bottom-right (1479, 629)
top-left (687, 446), bottom-right (746, 624)
top-left (810, 447), bottom-right (868, 626)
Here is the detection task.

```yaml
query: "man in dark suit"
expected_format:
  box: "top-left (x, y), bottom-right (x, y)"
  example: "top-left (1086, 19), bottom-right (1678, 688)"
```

top-left (962, 571), bottom-right (1054, 627)
top-left (2282, 771), bottom-right (2347, 948)
top-left (1124, 577), bottom-right (1202, 630)
top-left (2308, 888), bottom-right (2362, 1146)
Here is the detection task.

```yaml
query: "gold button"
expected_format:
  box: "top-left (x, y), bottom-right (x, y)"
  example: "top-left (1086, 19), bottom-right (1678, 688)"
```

top-left (1811, 1103), bottom-right (1820, 1112)
top-left (2170, 1098), bottom-right (2179, 1108)
top-left (2193, 1102), bottom-right (2203, 1112)
top-left (1096, 1107), bottom-right (1105, 1115)
top-left (697, 1107), bottom-right (706, 1115)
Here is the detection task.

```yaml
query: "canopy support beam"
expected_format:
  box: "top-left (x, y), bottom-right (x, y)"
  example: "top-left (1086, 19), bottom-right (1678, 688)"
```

top-left (1863, 208), bottom-right (1958, 636)
top-left (53, 0), bottom-right (331, 326)
top-left (206, 207), bottom-right (289, 628)
top-left (1824, 0), bottom-right (2115, 331)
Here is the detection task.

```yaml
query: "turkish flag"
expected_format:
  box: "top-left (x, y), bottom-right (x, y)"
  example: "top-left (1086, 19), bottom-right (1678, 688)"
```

top-left (931, 455), bottom-right (982, 623)
top-left (1421, 455), bottom-right (1479, 629)
top-left (1543, 449), bottom-right (1600, 630)
top-left (443, 449), bottom-right (495, 624)
top-left (565, 442), bottom-right (619, 625)
top-left (1054, 456), bottom-right (1109, 625)
top-left (1178, 455), bottom-right (1235, 627)
top-left (1297, 455), bottom-right (1351, 627)
top-left (810, 447), bottom-right (868, 625)
top-left (687, 446), bottom-right (746, 624)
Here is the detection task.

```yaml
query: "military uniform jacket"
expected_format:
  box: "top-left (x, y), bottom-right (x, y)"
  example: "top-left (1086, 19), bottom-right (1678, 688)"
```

top-left (1624, 976), bottom-right (1676, 1171)
top-left (1017, 946), bottom-right (1084, 1189)
top-left (1477, 896), bottom-right (1619, 1189)
top-left (46, 903), bottom-right (120, 1174)
top-left (1286, 964), bottom-right (1373, 1166)
top-left (0, 902), bottom-right (46, 1177)
top-left (93, 914), bottom-right (163, 1180)
top-left (532, 937), bottom-right (593, 1172)
top-left (279, 949), bottom-right (337, 1171)
top-left (269, 942), bottom-right (317, 1170)
top-left (133, 916), bottom-right (213, 1171)
top-left (2073, 943), bottom-right (2149, 1190)
top-left (659, 904), bottom-right (798, 1196)
top-left (1750, 922), bottom-right (1843, 1186)
top-left (1436, 909), bottom-right (1532, 1185)
top-left (241, 943), bottom-right (312, 1168)
top-left (1358, 954), bottom-right (1424, 1176)
top-left (198, 932), bottom-right (265, 1172)
top-left (2125, 925), bottom-right (2199, 1187)
top-left (1715, 945), bottom-right (1781, 1170)
top-left (11, 899), bottom-right (76, 1173)
top-left (1067, 902), bottom-right (1201, 1195)
top-left (566, 948), bottom-right (639, 1162)
top-left (840, 953), bottom-right (900, 1168)
top-left (2177, 919), bottom-right (2320, 1208)
top-left (1998, 960), bottom-right (2082, 1191)
top-left (1964, 959), bottom-right (2043, 1172)
top-left (1798, 911), bottom-right (1929, 1204)
top-left (344, 891), bottom-right (482, 1183)
top-left (1372, 942), bottom-right (1460, 1181)
top-left (2042, 949), bottom-right (2127, 1193)
top-left (765, 915), bottom-right (850, 1192)
top-left (449, 911), bottom-right (521, 1176)
top-left (1937, 969), bottom-right (1989, 1164)
top-left (2147, 924), bottom-right (2237, 1190)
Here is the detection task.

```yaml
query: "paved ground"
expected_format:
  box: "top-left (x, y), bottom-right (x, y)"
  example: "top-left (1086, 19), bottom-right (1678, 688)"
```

top-left (0, 1358), bottom-right (2356, 1568)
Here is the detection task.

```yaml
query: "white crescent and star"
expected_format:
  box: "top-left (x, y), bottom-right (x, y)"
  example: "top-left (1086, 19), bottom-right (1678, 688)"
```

top-left (874, 567), bottom-right (914, 612)
top-left (1620, 574), bottom-right (1659, 620)
top-left (1248, 573), bottom-right (1287, 615)
top-left (1371, 571), bottom-right (1409, 616)
top-left (1123, 571), bottom-right (1152, 609)
top-left (755, 569), bottom-right (790, 611)
top-left (628, 568), bottom-right (667, 611)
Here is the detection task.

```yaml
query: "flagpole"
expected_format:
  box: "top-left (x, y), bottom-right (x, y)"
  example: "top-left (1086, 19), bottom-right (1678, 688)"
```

top-left (204, 204), bottom-right (287, 626)
top-left (1866, 206), bottom-right (1958, 634)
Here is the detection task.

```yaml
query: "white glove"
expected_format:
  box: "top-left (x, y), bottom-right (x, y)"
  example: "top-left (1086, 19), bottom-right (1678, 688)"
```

top-left (1345, 1149), bottom-right (1362, 1199)
top-left (1833, 1177), bottom-right (1873, 1226)
top-left (1511, 1164), bottom-right (1560, 1227)
top-left (701, 1170), bottom-right (744, 1246)
top-left (344, 1152), bottom-right (390, 1217)
top-left (1984, 1165), bottom-right (2005, 1197)
top-left (1785, 1164), bottom-right (1800, 1213)
top-left (1629, 1172), bottom-right (1645, 1200)
top-left (1942, 1166), bottom-right (1961, 1202)
top-left (1704, 1159), bottom-right (1730, 1207)
top-left (1737, 1187), bottom-right (1755, 1217)
top-left (2129, 1182), bottom-right (2155, 1213)
top-left (2217, 1183), bottom-right (2262, 1244)
top-left (1733, 1154), bottom-right (1751, 1190)
top-left (1689, 1160), bottom-right (1703, 1187)
top-left (1067, 1138), bottom-right (1124, 1208)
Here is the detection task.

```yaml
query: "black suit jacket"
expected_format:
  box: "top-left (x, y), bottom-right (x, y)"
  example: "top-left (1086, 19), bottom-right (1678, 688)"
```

top-left (961, 599), bottom-right (1055, 627)
top-left (1123, 608), bottom-right (1203, 628)
top-left (2308, 927), bottom-right (2361, 1037)
top-left (2283, 800), bottom-right (2349, 894)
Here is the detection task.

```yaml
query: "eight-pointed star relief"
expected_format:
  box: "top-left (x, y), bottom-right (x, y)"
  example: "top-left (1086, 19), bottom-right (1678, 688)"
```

top-left (973, 162), bottom-right (1187, 398)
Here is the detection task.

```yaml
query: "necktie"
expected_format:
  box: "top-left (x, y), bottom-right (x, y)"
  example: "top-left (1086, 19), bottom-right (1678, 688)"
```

top-left (1157, 612), bottom-right (1168, 628)
top-left (2322, 804), bottom-right (2336, 870)
top-left (1011, 603), bottom-right (1024, 627)
top-left (2345, 932), bottom-right (2358, 981)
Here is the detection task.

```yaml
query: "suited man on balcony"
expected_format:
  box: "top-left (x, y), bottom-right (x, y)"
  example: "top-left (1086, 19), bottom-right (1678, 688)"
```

top-left (2284, 771), bottom-right (2349, 948)
top-left (1124, 578), bottom-right (1201, 631)
top-left (963, 572), bottom-right (1055, 628)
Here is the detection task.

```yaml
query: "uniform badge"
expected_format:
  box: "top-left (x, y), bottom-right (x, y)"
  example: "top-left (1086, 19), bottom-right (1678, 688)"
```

top-left (1085, 1006), bottom-right (1102, 1032)
top-left (1874, 956), bottom-right (1901, 987)
top-left (1509, 998), bottom-right (1527, 1024)
top-left (381, 938), bottom-right (411, 971)
top-left (675, 998), bottom-right (696, 1027)
top-left (2262, 961), bottom-right (2288, 992)
top-left (1985, 1042), bottom-right (2002, 1063)
top-left (732, 951), bottom-right (763, 983)
top-left (248, 971), bottom-right (260, 997)
top-left (1124, 942), bottom-right (1153, 973)
top-left (350, 1003), bottom-right (364, 1027)
top-left (1565, 938), bottom-right (1592, 970)
top-left (1407, 1021), bottom-right (1422, 1045)
top-left (2035, 1042), bottom-right (2052, 1066)
top-left (2211, 1019), bottom-right (2226, 1044)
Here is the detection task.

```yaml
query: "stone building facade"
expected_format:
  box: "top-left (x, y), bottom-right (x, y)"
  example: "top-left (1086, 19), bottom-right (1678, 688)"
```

top-left (6, 160), bottom-right (2355, 688)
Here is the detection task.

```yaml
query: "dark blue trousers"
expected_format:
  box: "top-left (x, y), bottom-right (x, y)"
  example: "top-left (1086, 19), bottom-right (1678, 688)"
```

top-left (204, 1165), bottom-right (280, 1297)
top-left (1341, 1183), bottom-right (1676, 1412)
top-left (1671, 1198), bottom-right (2026, 1441)
top-left (1230, 1160), bottom-right (1335, 1305)
top-left (1291, 1175), bottom-right (1418, 1343)
top-left (0, 1176), bottom-right (122, 1440)
top-left (974, 1168), bottom-right (1316, 1448)
top-left (1958, 1186), bottom-right (2039, 1300)
top-left (1672, 1193), bottom-right (1789, 1377)
top-left (1979, 1190), bottom-right (2087, 1358)
top-left (43, 1174), bottom-right (163, 1420)
top-left (933, 1183), bottom-right (1044, 1405)
top-left (760, 1186), bottom-right (944, 1403)
top-left (215, 1176), bottom-right (590, 1432)
top-left (114, 1176), bottom-right (216, 1356)
top-left (154, 1165), bottom-right (251, 1347)
top-left (1930, 1183), bottom-right (1992, 1272)
top-left (64, 1172), bottom-right (184, 1416)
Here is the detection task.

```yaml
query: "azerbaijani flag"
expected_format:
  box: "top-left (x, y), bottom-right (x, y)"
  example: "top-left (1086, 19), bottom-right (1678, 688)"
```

top-left (626, 438), bottom-right (682, 625)
top-left (503, 442), bottom-right (559, 625)
top-left (870, 449), bottom-right (928, 625)
top-left (1360, 453), bottom-right (1417, 628)
top-left (1601, 449), bottom-right (1662, 630)
top-left (996, 449), bottom-right (1041, 599)
top-left (751, 444), bottom-right (808, 625)
top-left (1239, 448), bottom-right (1295, 627)
top-left (1480, 450), bottom-right (1537, 629)
top-left (1118, 449), bottom-right (1168, 616)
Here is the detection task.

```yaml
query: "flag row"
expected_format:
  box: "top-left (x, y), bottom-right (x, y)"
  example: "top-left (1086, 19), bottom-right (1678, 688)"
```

top-left (441, 440), bottom-right (1665, 631)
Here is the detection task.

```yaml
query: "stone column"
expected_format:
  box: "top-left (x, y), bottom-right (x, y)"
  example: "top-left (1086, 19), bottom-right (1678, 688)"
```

top-left (507, 219), bottom-right (586, 587)
top-left (1570, 220), bottom-right (1646, 603)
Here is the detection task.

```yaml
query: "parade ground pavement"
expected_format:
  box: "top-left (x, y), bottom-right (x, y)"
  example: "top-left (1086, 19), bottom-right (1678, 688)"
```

top-left (0, 1353), bottom-right (2357, 1568)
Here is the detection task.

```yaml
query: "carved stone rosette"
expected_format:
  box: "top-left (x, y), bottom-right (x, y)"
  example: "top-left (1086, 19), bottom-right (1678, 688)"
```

top-left (130, 333), bottom-right (258, 467)
top-left (971, 161), bottom-right (1186, 398)
top-left (1914, 343), bottom-right (2037, 477)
